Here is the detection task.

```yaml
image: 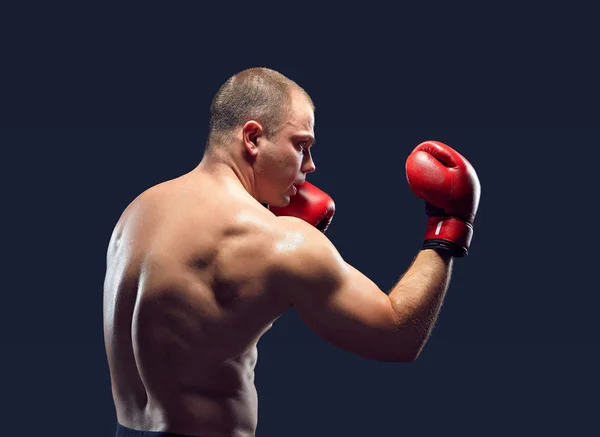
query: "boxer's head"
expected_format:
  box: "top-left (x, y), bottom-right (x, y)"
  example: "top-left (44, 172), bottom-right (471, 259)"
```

top-left (206, 68), bottom-right (316, 206)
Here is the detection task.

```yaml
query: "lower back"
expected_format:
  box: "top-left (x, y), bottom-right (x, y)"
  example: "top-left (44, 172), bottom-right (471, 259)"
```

top-left (105, 175), bottom-right (286, 436)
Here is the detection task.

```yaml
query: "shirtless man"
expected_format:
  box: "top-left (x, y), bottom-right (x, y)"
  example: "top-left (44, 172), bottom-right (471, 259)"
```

top-left (103, 67), bottom-right (481, 437)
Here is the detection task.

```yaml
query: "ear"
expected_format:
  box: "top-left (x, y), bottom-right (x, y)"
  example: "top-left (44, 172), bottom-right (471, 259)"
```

top-left (242, 120), bottom-right (263, 157)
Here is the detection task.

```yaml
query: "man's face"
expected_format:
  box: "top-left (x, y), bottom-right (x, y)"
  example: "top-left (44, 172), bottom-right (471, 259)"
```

top-left (256, 91), bottom-right (316, 206)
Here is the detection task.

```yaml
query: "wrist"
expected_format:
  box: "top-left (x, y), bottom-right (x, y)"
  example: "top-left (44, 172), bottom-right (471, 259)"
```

top-left (423, 216), bottom-right (473, 257)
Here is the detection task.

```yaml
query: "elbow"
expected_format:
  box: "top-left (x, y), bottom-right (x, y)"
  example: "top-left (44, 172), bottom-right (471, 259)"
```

top-left (359, 331), bottom-right (427, 362)
top-left (390, 351), bottom-right (420, 363)
top-left (382, 343), bottom-right (425, 363)
top-left (402, 349), bottom-right (422, 362)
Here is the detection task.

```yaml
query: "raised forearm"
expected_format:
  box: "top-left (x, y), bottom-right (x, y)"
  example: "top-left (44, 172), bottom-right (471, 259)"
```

top-left (388, 249), bottom-right (453, 360)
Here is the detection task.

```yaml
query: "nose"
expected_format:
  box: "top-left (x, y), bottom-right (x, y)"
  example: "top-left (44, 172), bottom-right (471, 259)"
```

top-left (302, 150), bottom-right (316, 174)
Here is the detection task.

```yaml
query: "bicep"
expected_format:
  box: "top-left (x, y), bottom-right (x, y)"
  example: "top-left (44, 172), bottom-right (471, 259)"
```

top-left (286, 242), bottom-right (402, 361)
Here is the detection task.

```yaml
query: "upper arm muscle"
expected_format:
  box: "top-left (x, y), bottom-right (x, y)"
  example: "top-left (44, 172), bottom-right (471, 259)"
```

top-left (274, 220), bottom-right (402, 361)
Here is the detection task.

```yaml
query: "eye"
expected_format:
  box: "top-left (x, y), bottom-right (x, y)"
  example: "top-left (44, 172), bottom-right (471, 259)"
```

top-left (297, 141), bottom-right (308, 153)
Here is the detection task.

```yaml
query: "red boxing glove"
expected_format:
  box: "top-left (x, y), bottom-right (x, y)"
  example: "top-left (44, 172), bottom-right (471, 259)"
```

top-left (405, 141), bottom-right (481, 257)
top-left (269, 182), bottom-right (335, 233)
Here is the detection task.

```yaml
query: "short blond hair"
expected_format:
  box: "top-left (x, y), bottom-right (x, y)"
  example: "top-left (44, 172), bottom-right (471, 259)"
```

top-left (207, 67), bottom-right (313, 148)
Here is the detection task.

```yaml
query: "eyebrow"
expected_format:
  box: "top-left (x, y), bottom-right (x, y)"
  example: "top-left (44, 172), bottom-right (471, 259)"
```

top-left (293, 133), bottom-right (316, 146)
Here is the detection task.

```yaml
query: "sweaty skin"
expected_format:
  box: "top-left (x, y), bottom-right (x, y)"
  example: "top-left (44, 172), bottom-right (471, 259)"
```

top-left (104, 174), bottom-right (296, 437)
top-left (104, 90), bottom-right (453, 437)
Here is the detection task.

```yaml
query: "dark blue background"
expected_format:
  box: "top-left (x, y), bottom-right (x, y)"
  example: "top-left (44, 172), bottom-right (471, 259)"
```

top-left (2, 3), bottom-right (598, 437)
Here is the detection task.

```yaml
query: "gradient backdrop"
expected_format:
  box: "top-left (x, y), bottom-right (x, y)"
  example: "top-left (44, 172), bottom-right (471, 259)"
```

top-left (3, 3), bottom-right (598, 437)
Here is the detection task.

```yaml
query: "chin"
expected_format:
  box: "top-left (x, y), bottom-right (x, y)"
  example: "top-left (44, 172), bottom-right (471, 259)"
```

top-left (269, 195), bottom-right (291, 208)
top-left (278, 196), bottom-right (292, 207)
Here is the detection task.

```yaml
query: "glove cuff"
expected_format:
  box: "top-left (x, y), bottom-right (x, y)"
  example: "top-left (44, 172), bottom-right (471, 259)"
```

top-left (423, 216), bottom-right (474, 257)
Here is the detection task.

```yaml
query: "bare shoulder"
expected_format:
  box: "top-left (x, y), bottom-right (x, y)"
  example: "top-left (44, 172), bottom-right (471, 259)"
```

top-left (266, 216), bottom-right (347, 301)
top-left (106, 178), bottom-right (202, 263)
top-left (111, 182), bottom-right (167, 226)
top-left (272, 216), bottom-right (343, 267)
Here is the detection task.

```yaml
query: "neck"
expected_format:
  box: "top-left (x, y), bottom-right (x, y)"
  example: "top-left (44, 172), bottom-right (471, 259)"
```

top-left (196, 147), bottom-right (258, 199)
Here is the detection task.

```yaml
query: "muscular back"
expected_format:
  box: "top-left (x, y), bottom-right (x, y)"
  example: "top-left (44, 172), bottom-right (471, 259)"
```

top-left (103, 172), bottom-right (291, 437)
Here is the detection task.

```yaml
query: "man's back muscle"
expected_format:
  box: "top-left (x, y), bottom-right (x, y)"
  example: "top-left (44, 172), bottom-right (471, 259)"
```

top-left (103, 174), bottom-right (290, 436)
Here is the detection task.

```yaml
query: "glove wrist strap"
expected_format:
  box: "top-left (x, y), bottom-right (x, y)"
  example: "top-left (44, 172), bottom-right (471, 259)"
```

top-left (423, 216), bottom-right (473, 257)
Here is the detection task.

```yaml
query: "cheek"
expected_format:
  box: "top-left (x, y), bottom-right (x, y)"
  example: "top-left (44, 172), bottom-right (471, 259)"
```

top-left (275, 152), bottom-right (301, 184)
top-left (260, 147), bottom-right (298, 178)
top-left (275, 148), bottom-right (301, 171)
top-left (288, 151), bottom-right (303, 173)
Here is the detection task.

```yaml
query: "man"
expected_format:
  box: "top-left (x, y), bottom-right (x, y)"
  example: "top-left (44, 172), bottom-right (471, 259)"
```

top-left (104, 67), bottom-right (481, 437)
